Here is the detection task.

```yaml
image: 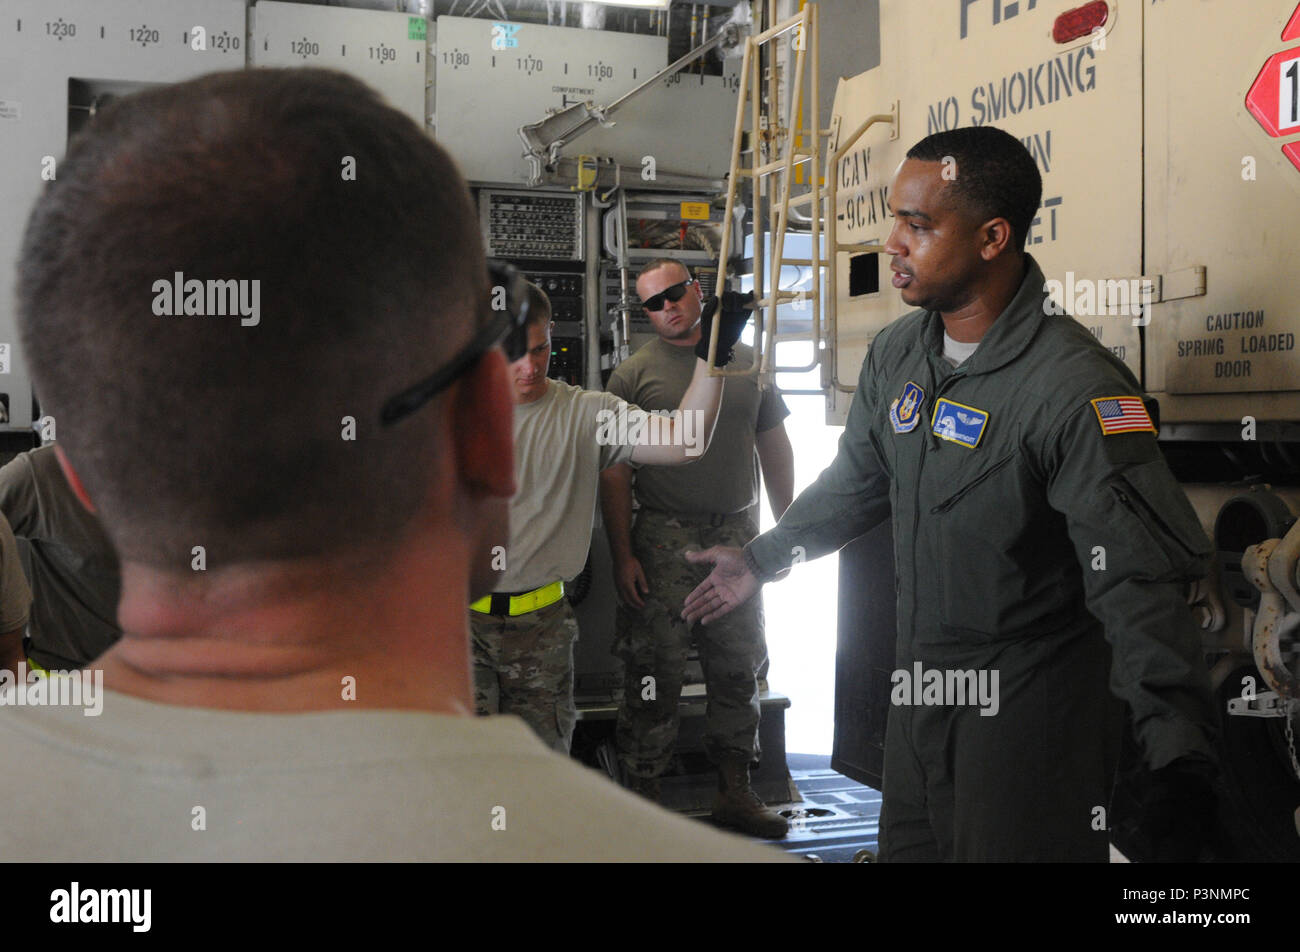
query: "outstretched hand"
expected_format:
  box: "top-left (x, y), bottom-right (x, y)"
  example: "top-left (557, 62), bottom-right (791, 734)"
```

top-left (681, 545), bottom-right (760, 625)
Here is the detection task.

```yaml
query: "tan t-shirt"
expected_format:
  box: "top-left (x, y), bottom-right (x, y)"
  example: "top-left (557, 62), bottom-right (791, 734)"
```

top-left (0, 510), bottom-right (31, 636)
top-left (0, 446), bottom-right (120, 668)
top-left (0, 690), bottom-right (797, 862)
top-left (606, 340), bottom-right (790, 515)
top-left (497, 380), bottom-right (637, 592)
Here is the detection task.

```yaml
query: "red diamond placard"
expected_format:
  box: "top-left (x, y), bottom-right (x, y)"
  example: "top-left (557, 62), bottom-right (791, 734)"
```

top-left (1245, 45), bottom-right (1300, 137)
top-left (1285, 2), bottom-right (1300, 41)
top-left (1284, 140), bottom-right (1300, 172)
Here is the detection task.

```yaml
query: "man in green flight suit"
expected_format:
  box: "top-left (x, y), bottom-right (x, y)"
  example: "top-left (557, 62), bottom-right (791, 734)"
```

top-left (682, 126), bottom-right (1223, 862)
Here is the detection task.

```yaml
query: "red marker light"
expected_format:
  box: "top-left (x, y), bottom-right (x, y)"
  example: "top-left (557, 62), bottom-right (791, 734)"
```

top-left (1053, 1), bottom-right (1109, 44)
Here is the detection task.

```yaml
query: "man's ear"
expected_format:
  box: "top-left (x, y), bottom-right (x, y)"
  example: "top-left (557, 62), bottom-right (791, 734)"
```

top-left (52, 445), bottom-right (97, 514)
top-left (978, 216), bottom-right (1015, 261)
top-left (451, 349), bottom-right (515, 500)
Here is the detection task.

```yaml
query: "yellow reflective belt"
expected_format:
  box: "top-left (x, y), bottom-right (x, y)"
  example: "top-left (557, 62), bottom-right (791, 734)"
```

top-left (470, 580), bottom-right (565, 616)
top-left (25, 656), bottom-right (47, 676)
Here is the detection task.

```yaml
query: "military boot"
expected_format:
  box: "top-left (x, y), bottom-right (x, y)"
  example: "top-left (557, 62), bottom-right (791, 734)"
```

top-left (712, 756), bottom-right (788, 839)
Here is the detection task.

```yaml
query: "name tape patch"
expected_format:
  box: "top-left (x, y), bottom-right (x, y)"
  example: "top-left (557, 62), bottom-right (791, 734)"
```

top-left (890, 381), bottom-right (925, 433)
top-left (1091, 396), bottom-right (1155, 436)
top-left (931, 398), bottom-right (989, 449)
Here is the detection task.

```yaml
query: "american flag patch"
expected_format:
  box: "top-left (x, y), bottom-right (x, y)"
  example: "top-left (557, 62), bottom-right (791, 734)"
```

top-left (1091, 396), bottom-right (1156, 435)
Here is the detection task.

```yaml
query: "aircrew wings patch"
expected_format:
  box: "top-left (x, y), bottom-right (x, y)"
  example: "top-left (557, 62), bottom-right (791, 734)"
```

top-left (1091, 396), bottom-right (1156, 436)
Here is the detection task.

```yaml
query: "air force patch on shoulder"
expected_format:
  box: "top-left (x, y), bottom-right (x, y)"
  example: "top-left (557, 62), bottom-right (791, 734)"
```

top-left (889, 381), bottom-right (925, 433)
top-left (931, 398), bottom-right (989, 449)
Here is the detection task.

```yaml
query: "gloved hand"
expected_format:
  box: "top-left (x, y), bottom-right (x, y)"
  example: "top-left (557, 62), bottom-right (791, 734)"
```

top-left (696, 290), bottom-right (753, 367)
top-left (1143, 756), bottom-right (1224, 862)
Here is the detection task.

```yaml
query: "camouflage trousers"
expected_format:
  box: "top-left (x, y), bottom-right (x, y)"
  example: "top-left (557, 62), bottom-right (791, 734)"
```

top-left (613, 509), bottom-right (767, 779)
top-left (470, 598), bottom-right (579, 754)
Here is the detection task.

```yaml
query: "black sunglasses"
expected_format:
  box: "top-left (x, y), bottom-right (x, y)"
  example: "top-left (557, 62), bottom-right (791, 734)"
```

top-left (380, 260), bottom-right (531, 426)
top-left (640, 278), bottom-right (695, 312)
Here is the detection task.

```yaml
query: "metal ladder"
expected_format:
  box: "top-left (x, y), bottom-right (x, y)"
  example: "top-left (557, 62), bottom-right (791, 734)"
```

top-left (707, 1), bottom-right (897, 396)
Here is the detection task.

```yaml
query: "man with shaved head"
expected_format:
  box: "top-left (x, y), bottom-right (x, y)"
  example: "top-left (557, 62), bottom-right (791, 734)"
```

top-left (3, 68), bottom-right (787, 862)
top-left (600, 257), bottom-right (794, 838)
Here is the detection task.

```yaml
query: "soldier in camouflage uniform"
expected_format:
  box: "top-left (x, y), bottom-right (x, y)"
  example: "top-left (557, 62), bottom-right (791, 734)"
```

top-left (471, 597), bottom-right (582, 753)
top-left (471, 279), bottom-right (747, 755)
top-left (601, 259), bottom-right (794, 839)
top-left (611, 510), bottom-right (765, 772)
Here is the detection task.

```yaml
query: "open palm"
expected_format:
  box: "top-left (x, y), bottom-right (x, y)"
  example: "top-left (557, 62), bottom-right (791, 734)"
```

top-left (681, 545), bottom-right (760, 625)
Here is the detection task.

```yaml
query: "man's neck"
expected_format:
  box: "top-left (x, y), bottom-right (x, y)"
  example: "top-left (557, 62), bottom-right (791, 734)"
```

top-left (662, 323), bottom-right (702, 348)
top-left (98, 537), bottom-right (475, 715)
top-left (514, 377), bottom-right (550, 405)
top-left (940, 255), bottom-right (1028, 344)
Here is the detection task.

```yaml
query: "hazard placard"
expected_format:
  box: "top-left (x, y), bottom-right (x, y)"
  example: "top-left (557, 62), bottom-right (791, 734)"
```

top-left (1284, 2), bottom-right (1300, 41)
top-left (1284, 140), bottom-right (1300, 172)
top-left (1245, 45), bottom-right (1300, 136)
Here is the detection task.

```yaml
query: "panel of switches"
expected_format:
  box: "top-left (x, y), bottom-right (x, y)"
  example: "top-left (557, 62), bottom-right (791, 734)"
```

top-left (479, 190), bottom-right (583, 261)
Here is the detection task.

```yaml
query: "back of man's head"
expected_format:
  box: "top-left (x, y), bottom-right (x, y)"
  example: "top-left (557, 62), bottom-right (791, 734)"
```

top-left (17, 69), bottom-right (486, 572)
top-left (906, 125), bottom-right (1042, 250)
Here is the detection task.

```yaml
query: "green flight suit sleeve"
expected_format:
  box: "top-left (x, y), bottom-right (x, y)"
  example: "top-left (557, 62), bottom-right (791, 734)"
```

top-left (744, 345), bottom-right (892, 580)
top-left (1043, 399), bottom-right (1219, 771)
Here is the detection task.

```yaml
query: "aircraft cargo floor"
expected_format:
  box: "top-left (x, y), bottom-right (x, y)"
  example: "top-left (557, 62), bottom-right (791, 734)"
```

top-left (695, 753), bottom-right (882, 863)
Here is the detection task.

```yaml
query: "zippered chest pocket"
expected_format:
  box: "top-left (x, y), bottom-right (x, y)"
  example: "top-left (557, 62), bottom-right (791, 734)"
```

top-left (930, 451), bottom-right (1018, 514)
top-left (923, 446), bottom-right (1071, 639)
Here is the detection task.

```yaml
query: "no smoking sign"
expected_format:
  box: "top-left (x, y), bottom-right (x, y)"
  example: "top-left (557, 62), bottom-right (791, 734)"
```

top-left (1245, 2), bottom-right (1300, 170)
